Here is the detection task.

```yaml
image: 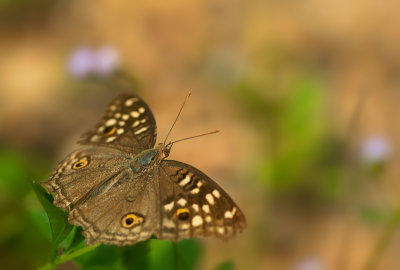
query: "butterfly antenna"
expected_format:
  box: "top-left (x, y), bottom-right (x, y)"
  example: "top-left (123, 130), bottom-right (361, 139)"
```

top-left (169, 130), bottom-right (220, 145)
top-left (163, 91), bottom-right (191, 144)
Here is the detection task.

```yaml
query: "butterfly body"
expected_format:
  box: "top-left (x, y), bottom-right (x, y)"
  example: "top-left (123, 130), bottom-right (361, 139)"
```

top-left (42, 94), bottom-right (246, 246)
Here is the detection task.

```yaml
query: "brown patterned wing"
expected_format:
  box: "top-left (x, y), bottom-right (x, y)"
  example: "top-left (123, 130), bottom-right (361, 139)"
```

top-left (67, 168), bottom-right (160, 246)
top-left (77, 93), bottom-right (157, 154)
top-left (41, 147), bottom-right (160, 246)
top-left (156, 160), bottom-right (246, 241)
top-left (41, 147), bottom-right (131, 212)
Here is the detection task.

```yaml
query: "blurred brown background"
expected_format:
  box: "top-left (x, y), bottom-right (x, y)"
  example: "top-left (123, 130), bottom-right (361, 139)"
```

top-left (1, 0), bottom-right (400, 269)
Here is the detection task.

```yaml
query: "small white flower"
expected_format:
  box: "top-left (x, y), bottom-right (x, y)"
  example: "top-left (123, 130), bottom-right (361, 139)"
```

top-left (360, 135), bottom-right (390, 163)
top-left (93, 46), bottom-right (120, 76)
top-left (294, 257), bottom-right (324, 270)
top-left (67, 46), bottom-right (96, 78)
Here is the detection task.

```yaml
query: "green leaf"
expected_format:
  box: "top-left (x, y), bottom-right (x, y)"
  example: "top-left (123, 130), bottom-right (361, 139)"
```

top-left (176, 239), bottom-right (202, 270)
top-left (215, 261), bottom-right (234, 270)
top-left (149, 239), bottom-right (174, 270)
top-left (32, 181), bottom-right (73, 263)
top-left (148, 239), bottom-right (202, 270)
top-left (40, 243), bottom-right (101, 270)
top-left (74, 244), bottom-right (122, 270)
top-left (28, 209), bottom-right (52, 241)
top-left (66, 227), bottom-right (85, 251)
top-left (121, 240), bottom-right (151, 269)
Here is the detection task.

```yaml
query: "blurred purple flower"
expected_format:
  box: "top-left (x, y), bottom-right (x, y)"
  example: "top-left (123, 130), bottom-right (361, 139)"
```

top-left (93, 46), bottom-right (121, 76)
top-left (67, 45), bottom-right (120, 78)
top-left (294, 257), bottom-right (324, 270)
top-left (360, 135), bottom-right (391, 163)
top-left (68, 46), bottom-right (96, 78)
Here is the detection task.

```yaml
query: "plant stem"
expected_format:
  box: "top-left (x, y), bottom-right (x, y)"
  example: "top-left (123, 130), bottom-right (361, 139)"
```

top-left (364, 207), bottom-right (400, 270)
top-left (39, 243), bottom-right (100, 270)
top-left (173, 242), bottom-right (179, 270)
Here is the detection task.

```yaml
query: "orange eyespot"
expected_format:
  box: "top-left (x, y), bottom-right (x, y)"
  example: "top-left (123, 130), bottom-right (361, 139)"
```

top-left (175, 208), bottom-right (190, 221)
top-left (103, 126), bottom-right (116, 136)
top-left (72, 157), bottom-right (89, 169)
top-left (121, 213), bottom-right (144, 228)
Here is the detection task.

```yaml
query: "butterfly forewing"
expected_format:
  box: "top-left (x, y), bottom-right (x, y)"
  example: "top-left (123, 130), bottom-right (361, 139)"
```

top-left (77, 94), bottom-right (157, 154)
top-left (157, 160), bottom-right (246, 241)
top-left (41, 147), bottom-right (133, 212)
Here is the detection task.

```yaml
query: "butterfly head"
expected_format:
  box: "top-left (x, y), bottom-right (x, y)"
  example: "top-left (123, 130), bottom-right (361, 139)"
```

top-left (154, 142), bottom-right (172, 162)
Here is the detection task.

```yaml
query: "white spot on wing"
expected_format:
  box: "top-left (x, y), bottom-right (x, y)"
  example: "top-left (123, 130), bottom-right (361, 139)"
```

top-left (205, 216), bottom-right (212, 223)
top-left (192, 215), bottom-right (203, 226)
top-left (90, 135), bottom-right (101, 142)
top-left (205, 193), bottom-right (215, 205)
top-left (202, 204), bottom-right (210, 213)
top-left (192, 204), bottom-right (199, 212)
top-left (106, 136), bottom-right (117, 142)
top-left (224, 211), bottom-right (233, 219)
top-left (138, 107), bottom-right (145, 113)
top-left (177, 198), bottom-right (187, 206)
top-left (180, 223), bottom-right (190, 230)
top-left (164, 201), bottom-right (174, 211)
top-left (122, 114), bottom-right (130, 120)
top-left (134, 126), bottom-right (148, 135)
top-left (109, 105), bottom-right (117, 111)
top-left (114, 113), bottom-right (121, 118)
top-left (124, 98), bottom-right (138, 106)
top-left (163, 218), bottom-right (175, 227)
top-left (105, 118), bottom-right (117, 126)
top-left (212, 189), bottom-right (221, 199)
top-left (133, 120), bottom-right (140, 127)
top-left (190, 188), bottom-right (200, 194)
top-left (179, 174), bottom-right (191, 186)
top-left (117, 128), bottom-right (124, 135)
top-left (130, 111), bottom-right (140, 118)
top-left (118, 121), bottom-right (125, 126)
top-left (217, 226), bottom-right (225, 234)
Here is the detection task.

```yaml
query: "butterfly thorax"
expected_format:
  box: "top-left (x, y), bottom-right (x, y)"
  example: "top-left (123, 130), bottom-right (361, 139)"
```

top-left (130, 143), bottom-right (172, 172)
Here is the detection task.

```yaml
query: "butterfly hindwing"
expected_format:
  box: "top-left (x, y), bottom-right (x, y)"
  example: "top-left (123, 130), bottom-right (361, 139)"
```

top-left (157, 160), bottom-right (246, 241)
top-left (68, 168), bottom-right (159, 246)
top-left (77, 94), bottom-right (157, 154)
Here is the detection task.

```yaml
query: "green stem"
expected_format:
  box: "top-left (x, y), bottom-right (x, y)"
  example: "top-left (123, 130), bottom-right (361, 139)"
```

top-left (364, 207), bottom-right (400, 270)
top-left (173, 242), bottom-right (179, 270)
top-left (39, 243), bottom-right (101, 270)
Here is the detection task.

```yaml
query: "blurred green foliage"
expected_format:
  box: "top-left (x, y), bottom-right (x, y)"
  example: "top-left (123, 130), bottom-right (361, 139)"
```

top-left (234, 73), bottom-right (348, 208)
top-left (0, 147), bottom-right (51, 269)
top-left (0, 0), bottom-right (59, 26)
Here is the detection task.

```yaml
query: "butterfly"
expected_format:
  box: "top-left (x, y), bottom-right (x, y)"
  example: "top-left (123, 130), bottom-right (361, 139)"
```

top-left (41, 93), bottom-right (246, 246)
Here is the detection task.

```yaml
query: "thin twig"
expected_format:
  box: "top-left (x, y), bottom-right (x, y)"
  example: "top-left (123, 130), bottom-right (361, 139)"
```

top-left (336, 84), bottom-right (371, 270)
top-left (364, 207), bottom-right (400, 270)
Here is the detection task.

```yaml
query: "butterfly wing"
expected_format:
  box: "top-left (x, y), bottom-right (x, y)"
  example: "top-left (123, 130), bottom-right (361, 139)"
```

top-left (77, 93), bottom-right (157, 154)
top-left (41, 147), bottom-right (160, 246)
top-left (41, 147), bottom-right (134, 211)
top-left (68, 168), bottom-right (160, 246)
top-left (156, 160), bottom-right (246, 241)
